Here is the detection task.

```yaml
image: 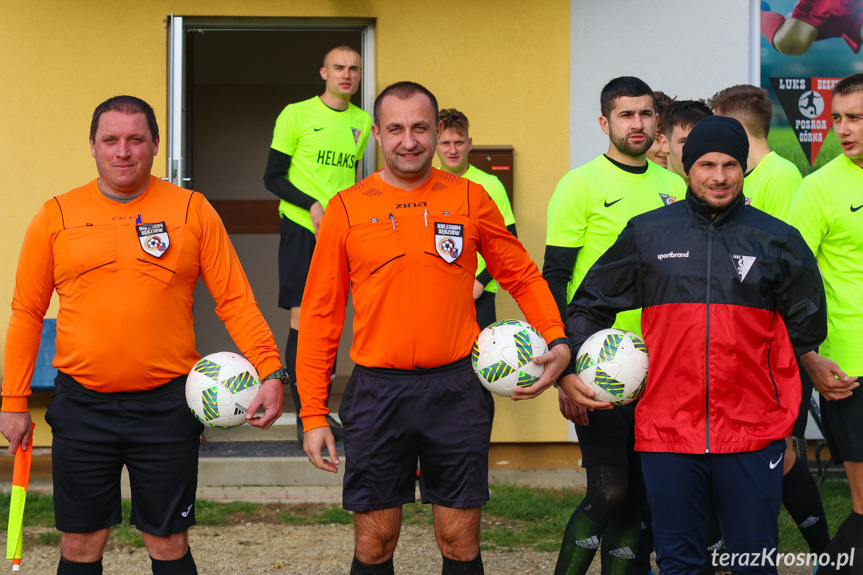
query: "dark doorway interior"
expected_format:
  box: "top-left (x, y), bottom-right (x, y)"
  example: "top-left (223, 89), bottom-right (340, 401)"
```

top-left (186, 27), bottom-right (366, 413)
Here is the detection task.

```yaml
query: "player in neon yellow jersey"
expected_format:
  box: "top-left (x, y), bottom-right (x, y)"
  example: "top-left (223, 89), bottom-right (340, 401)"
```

top-left (788, 73), bottom-right (863, 570)
top-left (545, 76), bottom-right (685, 575)
top-left (435, 108), bottom-right (516, 330)
top-left (710, 84), bottom-right (802, 220)
top-left (263, 46), bottom-right (372, 440)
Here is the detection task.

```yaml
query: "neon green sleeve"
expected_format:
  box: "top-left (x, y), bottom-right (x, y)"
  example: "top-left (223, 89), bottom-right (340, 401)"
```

top-left (787, 177), bottom-right (829, 256)
top-left (270, 105), bottom-right (300, 156)
top-left (546, 171), bottom-right (588, 248)
top-left (355, 117), bottom-right (372, 161)
top-left (485, 177), bottom-right (515, 226)
top-left (757, 163), bottom-right (801, 221)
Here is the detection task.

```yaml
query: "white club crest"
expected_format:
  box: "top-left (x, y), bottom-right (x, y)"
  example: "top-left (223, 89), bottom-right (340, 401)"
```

top-left (731, 254), bottom-right (756, 282)
top-left (137, 221), bottom-right (170, 258)
top-left (434, 222), bottom-right (463, 263)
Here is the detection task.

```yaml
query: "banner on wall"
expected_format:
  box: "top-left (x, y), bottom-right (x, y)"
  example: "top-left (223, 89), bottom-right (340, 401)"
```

top-left (768, 77), bottom-right (841, 166)
top-left (760, 0), bottom-right (863, 174)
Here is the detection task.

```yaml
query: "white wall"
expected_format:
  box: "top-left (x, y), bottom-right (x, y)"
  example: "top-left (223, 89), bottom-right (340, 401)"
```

top-left (569, 0), bottom-right (754, 168)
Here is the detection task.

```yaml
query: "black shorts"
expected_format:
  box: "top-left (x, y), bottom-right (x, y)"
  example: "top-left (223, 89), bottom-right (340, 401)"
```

top-left (575, 401), bottom-right (639, 468)
top-left (278, 216), bottom-right (315, 309)
top-left (820, 381), bottom-right (863, 463)
top-left (338, 357), bottom-right (494, 512)
top-left (793, 361), bottom-right (815, 438)
top-left (45, 372), bottom-right (204, 536)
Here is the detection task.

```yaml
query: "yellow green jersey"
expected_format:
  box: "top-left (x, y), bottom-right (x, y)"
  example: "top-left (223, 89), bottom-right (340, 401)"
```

top-left (787, 153), bottom-right (863, 375)
top-left (463, 164), bottom-right (515, 293)
top-left (743, 151), bottom-right (802, 221)
top-left (546, 155), bottom-right (685, 335)
top-left (271, 96), bottom-right (372, 233)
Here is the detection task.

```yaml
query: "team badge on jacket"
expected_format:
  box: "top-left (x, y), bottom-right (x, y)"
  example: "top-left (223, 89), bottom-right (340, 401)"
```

top-left (434, 222), bottom-right (463, 263)
top-left (731, 254), bottom-right (756, 282)
top-left (137, 221), bottom-right (170, 258)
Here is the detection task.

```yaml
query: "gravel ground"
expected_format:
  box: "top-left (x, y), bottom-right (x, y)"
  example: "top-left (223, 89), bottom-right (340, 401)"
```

top-left (2, 524), bottom-right (559, 574)
top-left (2, 524), bottom-right (824, 575)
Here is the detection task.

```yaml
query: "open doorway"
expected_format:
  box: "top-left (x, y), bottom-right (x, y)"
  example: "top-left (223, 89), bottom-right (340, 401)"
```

top-left (169, 18), bottom-right (374, 412)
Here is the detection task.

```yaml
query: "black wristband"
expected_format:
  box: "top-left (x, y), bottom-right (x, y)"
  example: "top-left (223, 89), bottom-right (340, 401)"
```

top-left (548, 337), bottom-right (571, 350)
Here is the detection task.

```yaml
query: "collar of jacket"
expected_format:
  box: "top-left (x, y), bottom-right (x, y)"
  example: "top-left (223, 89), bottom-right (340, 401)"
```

top-left (684, 187), bottom-right (746, 226)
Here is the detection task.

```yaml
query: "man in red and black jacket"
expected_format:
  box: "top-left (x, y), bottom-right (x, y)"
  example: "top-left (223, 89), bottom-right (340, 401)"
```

top-left (559, 116), bottom-right (827, 575)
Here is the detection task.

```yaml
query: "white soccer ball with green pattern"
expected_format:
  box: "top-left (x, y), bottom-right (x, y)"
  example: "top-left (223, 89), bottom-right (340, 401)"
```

top-left (471, 320), bottom-right (548, 397)
top-left (186, 352), bottom-right (261, 429)
top-left (576, 329), bottom-right (648, 405)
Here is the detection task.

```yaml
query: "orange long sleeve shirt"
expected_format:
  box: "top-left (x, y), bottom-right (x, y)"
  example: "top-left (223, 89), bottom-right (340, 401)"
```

top-left (297, 169), bottom-right (564, 431)
top-left (2, 177), bottom-right (281, 411)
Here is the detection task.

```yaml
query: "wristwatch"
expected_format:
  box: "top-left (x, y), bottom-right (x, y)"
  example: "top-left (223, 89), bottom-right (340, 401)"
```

top-left (261, 367), bottom-right (290, 385)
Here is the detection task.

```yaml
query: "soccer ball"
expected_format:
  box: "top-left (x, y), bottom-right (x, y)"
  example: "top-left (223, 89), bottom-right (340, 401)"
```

top-left (471, 319), bottom-right (548, 397)
top-left (186, 352), bottom-right (261, 429)
top-left (575, 329), bottom-right (648, 405)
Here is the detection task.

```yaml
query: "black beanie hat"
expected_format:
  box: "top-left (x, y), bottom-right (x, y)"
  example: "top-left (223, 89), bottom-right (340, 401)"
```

top-left (682, 116), bottom-right (749, 175)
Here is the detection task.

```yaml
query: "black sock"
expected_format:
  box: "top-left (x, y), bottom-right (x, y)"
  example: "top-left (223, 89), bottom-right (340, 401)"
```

top-left (350, 556), bottom-right (395, 574)
top-left (555, 464), bottom-right (629, 575)
top-left (782, 455), bottom-right (830, 553)
top-left (285, 328), bottom-right (302, 429)
top-left (442, 553), bottom-right (484, 575)
top-left (57, 557), bottom-right (103, 575)
top-left (601, 471), bottom-right (646, 575)
top-left (150, 547), bottom-right (197, 575)
top-left (819, 512), bottom-right (863, 575)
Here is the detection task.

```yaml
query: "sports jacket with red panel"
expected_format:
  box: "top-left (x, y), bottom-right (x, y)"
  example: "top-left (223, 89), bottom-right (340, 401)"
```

top-left (567, 190), bottom-right (826, 454)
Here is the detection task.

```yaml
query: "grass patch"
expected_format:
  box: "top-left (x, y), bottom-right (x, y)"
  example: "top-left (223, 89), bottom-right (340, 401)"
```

top-left (1, 477), bottom-right (852, 554)
top-left (768, 126), bottom-right (843, 176)
top-left (314, 506), bottom-right (352, 525)
top-left (481, 484), bottom-right (584, 553)
top-left (402, 501), bottom-right (434, 526)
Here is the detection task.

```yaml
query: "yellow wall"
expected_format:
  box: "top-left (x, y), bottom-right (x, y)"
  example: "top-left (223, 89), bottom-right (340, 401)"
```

top-left (0, 0), bottom-right (571, 442)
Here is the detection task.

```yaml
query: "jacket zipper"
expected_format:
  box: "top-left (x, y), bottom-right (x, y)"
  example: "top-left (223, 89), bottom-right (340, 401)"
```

top-left (705, 221), bottom-right (715, 454)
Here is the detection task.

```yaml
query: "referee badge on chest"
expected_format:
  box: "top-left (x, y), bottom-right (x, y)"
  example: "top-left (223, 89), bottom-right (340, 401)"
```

top-left (434, 222), bottom-right (463, 263)
top-left (137, 221), bottom-right (170, 258)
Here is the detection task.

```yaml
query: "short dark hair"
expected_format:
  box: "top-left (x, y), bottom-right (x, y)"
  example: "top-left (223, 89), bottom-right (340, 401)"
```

top-left (440, 108), bottom-right (469, 134)
top-left (661, 99), bottom-right (713, 137)
top-left (709, 84), bottom-right (773, 139)
top-left (90, 96), bottom-right (159, 141)
top-left (834, 73), bottom-right (863, 98)
top-left (600, 76), bottom-right (655, 117)
top-left (653, 91), bottom-right (674, 135)
top-left (373, 81), bottom-right (439, 126)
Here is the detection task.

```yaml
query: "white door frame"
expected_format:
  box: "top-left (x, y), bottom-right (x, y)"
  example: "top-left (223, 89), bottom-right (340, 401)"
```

top-left (165, 15), bottom-right (376, 185)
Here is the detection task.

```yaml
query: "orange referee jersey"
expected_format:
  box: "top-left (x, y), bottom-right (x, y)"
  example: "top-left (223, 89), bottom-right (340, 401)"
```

top-left (2, 177), bottom-right (281, 411)
top-left (297, 169), bottom-right (564, 431)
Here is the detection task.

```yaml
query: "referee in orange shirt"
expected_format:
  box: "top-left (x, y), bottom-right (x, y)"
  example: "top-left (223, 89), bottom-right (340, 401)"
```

top-left (0, 96), bottom-right (285, 575)
top-left (298, 81), bottom-right (572, 575)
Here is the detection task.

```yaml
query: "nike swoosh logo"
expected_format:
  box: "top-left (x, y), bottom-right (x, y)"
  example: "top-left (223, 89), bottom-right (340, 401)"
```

top-left (313, 127), bottom-right (325, 131)
top-left (852, 204), bottom-right (863, 212)
top-left (769, 454), bottom-right (783, 469)
top-left (604, 198), bottom-right (623, 208)
top-left (181, 504), bottom-right (193, 517)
